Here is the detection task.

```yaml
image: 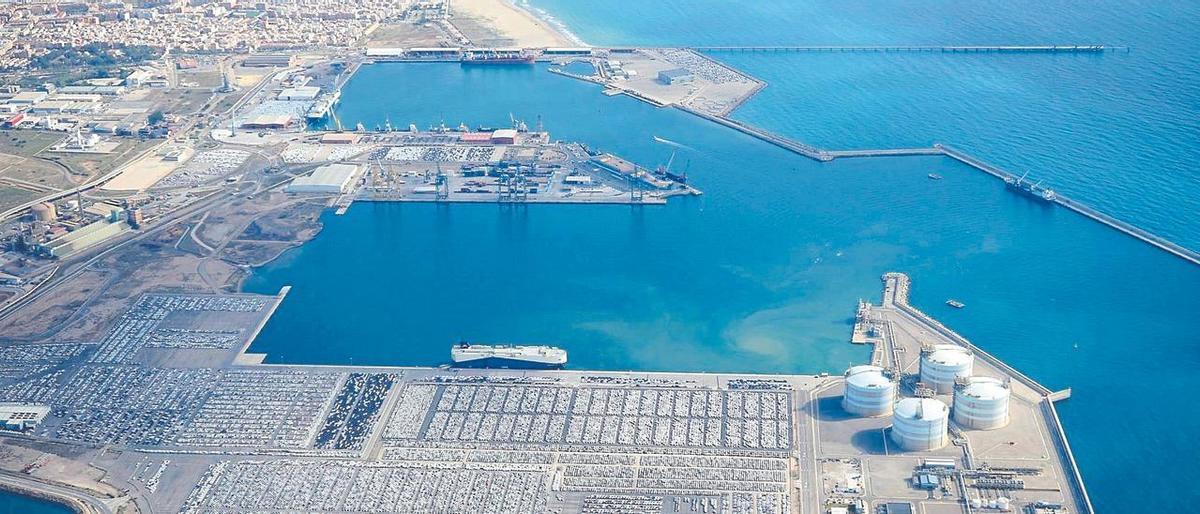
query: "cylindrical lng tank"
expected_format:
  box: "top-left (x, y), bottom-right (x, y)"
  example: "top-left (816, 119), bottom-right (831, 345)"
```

top-left (920, 344), bottom-right (974, 393)
top-left (844, 365), bottom-right (892, 417)
top-left (953, 376), bottom-right (1011, 430)
top-left (842, 365), bottom-right (896, 417)
top-left (891, 398), bottom-right (949, 451)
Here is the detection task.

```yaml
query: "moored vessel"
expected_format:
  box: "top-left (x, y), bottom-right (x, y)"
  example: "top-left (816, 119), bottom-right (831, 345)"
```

top-left (461, 49), bottom-right (536, 65)
top-left (451, 343), bottom-right (567, 369)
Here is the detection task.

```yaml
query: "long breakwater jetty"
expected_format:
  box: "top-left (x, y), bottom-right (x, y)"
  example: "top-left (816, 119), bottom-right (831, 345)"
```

top-left (670, 106), bottom-right (1200, 268)
top-left (687, 45), bottom-right (1127, 54)
top-left (936, 145), bottom-right (1200, 266)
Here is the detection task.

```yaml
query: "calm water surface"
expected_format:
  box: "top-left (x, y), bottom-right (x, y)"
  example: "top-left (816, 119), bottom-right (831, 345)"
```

top-left (246, 62), bottom-right (1200, 512)
top-left (0, 490), bottom-right (71, 514)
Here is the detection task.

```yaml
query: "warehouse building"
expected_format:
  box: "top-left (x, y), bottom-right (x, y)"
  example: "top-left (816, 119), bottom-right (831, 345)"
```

top-left (242, 115), bottom-right (295, 129)
top-left (38, 217), bottom-right (130, 258)
top-left (491, 129), bottom-right (518, 144)
top-left (242, 54), bottom-right (295, 67)
top-left (658, 68), bottom-right (694, 85)
top-left (319, 133), bottom-right (361, 144)
top-left (278, 86), bottom-right (321, 101)
top-left (0, 404), bottom-right (49, 431)
top-left (287, 163), bottom-right (358, 194)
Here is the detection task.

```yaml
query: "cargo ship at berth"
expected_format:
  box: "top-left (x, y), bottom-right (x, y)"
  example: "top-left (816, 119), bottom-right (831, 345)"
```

top-left (305, 90), bottom-right (341, 120)
top-left (450, 343), bottom-right (567, 369)
top-left (460, 49), bottom-right (536, 65)
top-left (1005, 171), bottom-right (1057, 202)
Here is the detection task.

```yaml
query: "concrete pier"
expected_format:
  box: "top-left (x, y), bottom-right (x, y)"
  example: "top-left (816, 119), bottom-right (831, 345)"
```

top-left (673, 102), bottom-right (1200, 268)
top-left (937, 145), bottom-right (1200, 267)
top-left (689, 45), bottom-right (1126, 54)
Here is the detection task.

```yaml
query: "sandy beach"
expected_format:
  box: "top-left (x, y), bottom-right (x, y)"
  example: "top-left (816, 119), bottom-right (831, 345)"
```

top-left (448, 0), bottom-right (581, 47)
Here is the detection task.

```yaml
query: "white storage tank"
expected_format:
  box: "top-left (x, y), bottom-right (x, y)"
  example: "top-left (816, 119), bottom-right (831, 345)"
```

top-left (891, 398), bottom-right (949, 451)
top-left (953, 376), bottom-right (1011, 430)
top-left (920, 344), bottom-right (974, 393)
top-left (842, 365), bottom-right (896, 417)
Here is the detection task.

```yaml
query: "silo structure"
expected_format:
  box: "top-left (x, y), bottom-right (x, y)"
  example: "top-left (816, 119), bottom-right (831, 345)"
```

top-left (920, 345), bottom-right (974, 393)
top-left (952, 376), bottom-right (1011, 430)
top-left (31, 202), bottom-right (57, 222)
top-left (891, 398), bottom-right (949, 451)
top-left (842, 365), bottom-right (896, 417)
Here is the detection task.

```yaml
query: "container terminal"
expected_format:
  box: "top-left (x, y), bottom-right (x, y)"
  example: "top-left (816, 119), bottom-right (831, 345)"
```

top-left (0, 274), bottom-right (1090, 514)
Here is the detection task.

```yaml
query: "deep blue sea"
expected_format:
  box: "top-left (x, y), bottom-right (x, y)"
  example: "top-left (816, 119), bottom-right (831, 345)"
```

top-left (244, 1), bottom-right (1200, 512)
top-left (0, 491), bottom-right (71, 514)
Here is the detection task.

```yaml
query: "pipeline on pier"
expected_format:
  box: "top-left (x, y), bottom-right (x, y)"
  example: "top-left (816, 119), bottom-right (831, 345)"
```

top-left (687, 45), bottom-right (1127, 54)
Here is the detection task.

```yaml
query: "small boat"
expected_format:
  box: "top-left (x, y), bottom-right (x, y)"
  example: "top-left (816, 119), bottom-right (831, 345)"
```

top-left (945, 299), bottom-right (965, 309)
top-left (928, 173), bottom-right (943, 180)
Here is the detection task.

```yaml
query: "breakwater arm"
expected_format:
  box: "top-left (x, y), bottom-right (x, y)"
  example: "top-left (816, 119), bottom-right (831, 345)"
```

top-left (687, 45), bottom-right (1127, 53)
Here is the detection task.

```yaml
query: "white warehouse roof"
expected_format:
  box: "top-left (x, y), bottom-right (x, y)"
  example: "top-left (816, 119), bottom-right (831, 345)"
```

top-left (365, 47), bottom-right (405, 56)
top-left (278, 86), bottom-right (321, 100)
top-left (287, 163), bottom-right (357, 194)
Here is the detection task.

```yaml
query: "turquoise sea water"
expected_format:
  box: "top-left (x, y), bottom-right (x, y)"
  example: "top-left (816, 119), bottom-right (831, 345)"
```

top-left (0, 490), bottom-right (71, 514)
top-left (533, 0), bottom-right (1200, 249)
top-left (245, 62), bottom-right (1200, 512)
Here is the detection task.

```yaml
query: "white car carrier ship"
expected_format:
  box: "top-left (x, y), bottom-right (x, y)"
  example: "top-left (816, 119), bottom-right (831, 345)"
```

top-left (451, 343), bottom-right (567, 369)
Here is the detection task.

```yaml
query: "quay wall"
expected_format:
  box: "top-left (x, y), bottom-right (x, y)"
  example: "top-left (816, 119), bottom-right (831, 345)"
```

top-left (884, 272), bottom-right (1095, 514)
top-left (1042, 399), bottom-right (1097, 514)
top-left (883, 273), bottom-right (1054, 397)
top-left (0, 475), bottom-right (91, 514)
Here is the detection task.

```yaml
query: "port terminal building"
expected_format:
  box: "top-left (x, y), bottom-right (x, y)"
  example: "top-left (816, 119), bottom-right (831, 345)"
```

top-left (287, 163), bottom-right (358, 194)
top-left (0, 403), bottom-right (50, 431)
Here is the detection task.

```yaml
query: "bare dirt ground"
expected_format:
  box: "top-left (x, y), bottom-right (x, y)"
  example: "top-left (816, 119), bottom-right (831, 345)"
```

top-left (0, 437), bottom-right (125, 500)
top-left (366, 23), bottom-right (450, 48)
top-left (0, 188), bottom-right (325, 348)
top-left (0, 268), bottom-right (114, 341)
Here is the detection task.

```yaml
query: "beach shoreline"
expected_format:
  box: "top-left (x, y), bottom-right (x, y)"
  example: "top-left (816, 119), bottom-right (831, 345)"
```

top-left (449, 0), bottom-right (584, 47)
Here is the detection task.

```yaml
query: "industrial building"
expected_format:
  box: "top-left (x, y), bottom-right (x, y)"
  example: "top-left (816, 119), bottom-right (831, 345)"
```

top-left (658, 68), bottom-right (695, 85)
top-left (953, 376), bottom-right (1012, 430)
top-left (364, 48), bottom-right (405, 57)
top-left (490, 129), bottom-right (518, 144)
top-left (38, 217), bottom-right (130, 258)
top-left (278, 86), bottom-right (321, 101)
top-left (0, 403), bottom-right (50, 431)
top-left (842, 365), bottom-right (895, 417)
top-left (920, 344), bottom-right (974, 393)
top-left (8, 91), bottom-right (49, 105)
top-left (287, 163), bottom-right (358, 194)
top-left (891, 398), bottom-right (949, 451)
top-left (319, 133), bottom-right (361, 145)
top-left (242, 54), bottom-right (295, 67)
top-left (242, 115), bottom-right (295, 129)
